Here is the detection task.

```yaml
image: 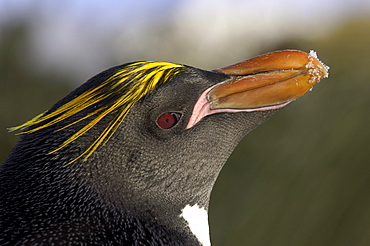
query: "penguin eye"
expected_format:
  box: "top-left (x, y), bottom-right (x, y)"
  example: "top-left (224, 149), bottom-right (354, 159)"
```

top-left (156, 113), bottom-right (181, 129)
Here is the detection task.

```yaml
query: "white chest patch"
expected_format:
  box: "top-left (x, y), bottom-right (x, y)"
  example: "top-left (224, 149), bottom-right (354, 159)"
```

top-left (180, 204), bottom-right (211, 246)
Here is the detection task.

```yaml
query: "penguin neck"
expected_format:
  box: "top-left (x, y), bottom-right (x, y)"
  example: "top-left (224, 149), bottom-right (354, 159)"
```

top-left (117, 180), bottom-right (214, 246)
top-left (80, 157), bottom-right (216, 246)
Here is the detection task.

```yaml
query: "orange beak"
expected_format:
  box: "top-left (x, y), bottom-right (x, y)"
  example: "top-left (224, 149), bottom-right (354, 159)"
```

top-left (209, 50), bottom-right (329, 110)
top-left (186, 50), bottom-right (329, 129)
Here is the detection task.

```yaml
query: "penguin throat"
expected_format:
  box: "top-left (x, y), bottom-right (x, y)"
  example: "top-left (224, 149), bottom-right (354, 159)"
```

top-left (180, 204), bottom-right (211, 246)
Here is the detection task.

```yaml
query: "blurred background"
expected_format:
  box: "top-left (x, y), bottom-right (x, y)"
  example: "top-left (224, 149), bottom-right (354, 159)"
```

top-left (1, 0), bottom-right (369, 245)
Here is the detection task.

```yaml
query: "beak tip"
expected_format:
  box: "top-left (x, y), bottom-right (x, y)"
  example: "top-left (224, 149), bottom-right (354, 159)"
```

top-left (307, 50), bottom-right (330, 83)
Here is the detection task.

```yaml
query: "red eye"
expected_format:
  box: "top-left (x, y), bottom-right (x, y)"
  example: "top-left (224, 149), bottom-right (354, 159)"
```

top-left (156, 113), bottom-right (181, 129)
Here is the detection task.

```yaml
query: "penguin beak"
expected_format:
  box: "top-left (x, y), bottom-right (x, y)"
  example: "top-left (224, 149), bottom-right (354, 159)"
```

top-left (209, 50), bottom-right (329, 110)
top-left (186, 50), bottom-right (329, 129)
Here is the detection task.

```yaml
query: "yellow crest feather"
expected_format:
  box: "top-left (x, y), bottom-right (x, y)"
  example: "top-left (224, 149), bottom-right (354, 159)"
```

top-left (9, 61), bottom-right (184, 165)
